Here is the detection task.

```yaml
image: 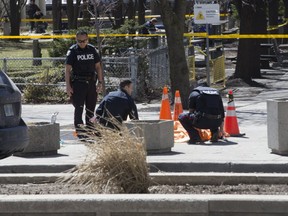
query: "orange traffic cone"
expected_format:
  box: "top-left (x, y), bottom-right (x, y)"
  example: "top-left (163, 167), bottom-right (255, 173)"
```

top-left (173, 90), bottom-right (183, 121)
top-left (224, 90), bottom-right (245, 137)
top-left (159, 86), bottom-right (172, 120)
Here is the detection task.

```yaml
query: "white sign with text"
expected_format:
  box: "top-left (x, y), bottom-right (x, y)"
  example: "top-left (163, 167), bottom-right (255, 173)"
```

top-left (194, 4), bottom-right (220, 24)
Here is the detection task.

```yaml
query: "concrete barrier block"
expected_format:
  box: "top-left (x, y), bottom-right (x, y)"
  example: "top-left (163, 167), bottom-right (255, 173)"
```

top-left (14, 122), bottom-right (60, 156)
top-left (267, 99), bottom-right (288, 155)
top-left (209, 195), bottom-right (288, 215)
top-left (124, 120), bottom-right (174, 154)
top-left (0, 194), bottom-right (208, 215)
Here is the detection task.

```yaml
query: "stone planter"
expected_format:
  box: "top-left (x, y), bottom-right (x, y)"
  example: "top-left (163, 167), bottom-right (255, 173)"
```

top-left (124, 120), bottom-right (174, 154)
top-left (267, 98), bottom-right (288, 155)
top-left (14, 122), bottom-right (60, 156)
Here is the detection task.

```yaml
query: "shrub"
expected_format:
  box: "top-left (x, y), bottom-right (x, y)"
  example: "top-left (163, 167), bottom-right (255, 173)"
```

top-left (23, 84), bottom-right (68, 104)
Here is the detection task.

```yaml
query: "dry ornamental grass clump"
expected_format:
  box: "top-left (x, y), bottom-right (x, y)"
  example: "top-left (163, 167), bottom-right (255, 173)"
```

top-left (61, 119), bottom-right (151, 194)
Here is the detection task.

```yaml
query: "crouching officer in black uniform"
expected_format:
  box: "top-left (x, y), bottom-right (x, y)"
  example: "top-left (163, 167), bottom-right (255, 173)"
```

top-left (94, 79), bottom-right (139, 130)
top-left (178, 82), bottom-right (225, 144)
top-left (65, 30), bottom-right (103, 139)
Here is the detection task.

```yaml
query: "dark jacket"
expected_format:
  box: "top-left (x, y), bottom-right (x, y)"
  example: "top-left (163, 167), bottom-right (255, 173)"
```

top-left (96, 89), bottom-right (138, 128)
top-left (140, 21), bottom-right (156, 34)
top-left (27, 3), bottom-right (41, 18)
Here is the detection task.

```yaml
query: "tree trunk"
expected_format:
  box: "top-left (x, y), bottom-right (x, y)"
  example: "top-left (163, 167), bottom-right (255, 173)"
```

top-left (52, 0), bottom-right (62, 33)
top-left (283, 0), bottom-right (288, 43)
top-left (234, 0), bottom-right (266, 81)
top-left (67, 0), bottom-right (81, 29)
top-left (67, 0), bottom-right (74, 29)
top-left (80, 0), bottom-right (91, 27)
top-left (126, 0), bottom-right (135, 20)
top-left (8, 0), bottom-right (23, 36)
top-left (138, 0), bottom-right (145, 25)
top-left (159, 0), bottom-right (190, 109)
top-left (268, 0), bottom-right (278, 35)
top-left (113, 0), bottom-right (124, 29)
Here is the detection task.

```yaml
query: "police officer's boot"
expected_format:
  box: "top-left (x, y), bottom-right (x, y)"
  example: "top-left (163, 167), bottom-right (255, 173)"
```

top-left (210, 129), bottom-right (219, 142)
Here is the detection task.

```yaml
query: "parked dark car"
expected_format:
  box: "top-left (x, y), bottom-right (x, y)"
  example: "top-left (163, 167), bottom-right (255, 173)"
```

top-left (0, 70), bottom-right (29, 159)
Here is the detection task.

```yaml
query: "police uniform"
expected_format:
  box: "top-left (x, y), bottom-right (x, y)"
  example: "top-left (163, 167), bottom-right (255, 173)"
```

top-left (95, 89), bottom-right (139, 130)
top-left (178, 86), bottom-right (225, 142)
top-left (65, 43), bottom-right (101, 133)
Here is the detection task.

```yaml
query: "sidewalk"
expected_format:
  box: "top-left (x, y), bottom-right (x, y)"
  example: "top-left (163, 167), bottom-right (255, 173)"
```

top-left (2, 70), bottom-right (288, 173)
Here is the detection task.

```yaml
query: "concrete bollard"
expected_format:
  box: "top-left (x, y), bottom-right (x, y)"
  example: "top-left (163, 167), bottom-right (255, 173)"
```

top-left (267, 98), bottom-right (288, 155)
top-left (14, 122), bottom-right (60, 157)
top-left (124, 120), bottom-right (174, 154)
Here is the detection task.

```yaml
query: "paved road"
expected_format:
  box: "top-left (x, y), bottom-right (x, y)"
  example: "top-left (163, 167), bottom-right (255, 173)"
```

top-left (2, 69), bottom-right (288, 173)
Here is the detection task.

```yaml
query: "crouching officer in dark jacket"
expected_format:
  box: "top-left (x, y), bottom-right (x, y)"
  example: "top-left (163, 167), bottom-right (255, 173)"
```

top-left (65, 30), bottom-right (104, 139)
top-left (178, 82), bottom-right (225, 144)
top-left (94, 79), bottom-right (139, 130)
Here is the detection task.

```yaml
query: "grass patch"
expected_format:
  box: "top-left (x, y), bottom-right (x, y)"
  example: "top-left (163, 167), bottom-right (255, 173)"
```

top-left (0, 40), bottom-right (51, 58)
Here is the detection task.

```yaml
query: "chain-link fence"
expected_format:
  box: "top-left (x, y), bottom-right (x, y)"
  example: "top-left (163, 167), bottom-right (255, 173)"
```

top-left (0, 56), bottom-right (135, 85)
top-left (148, 47), bottom-right (170, 89)
top-left (0, 52), bottom-right (168, 100)
top-left (0, 57), bottom-right (66, 90)
top-left (0, 46), bottom-right (225, 103)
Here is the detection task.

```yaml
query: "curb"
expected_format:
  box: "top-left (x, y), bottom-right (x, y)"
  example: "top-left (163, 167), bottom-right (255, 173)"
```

top-left (2, 172), bottom-right (288, 185)
top-left (3, 162), bottom-right (288, 174)
top-left (1, 194), bottom-right (288, 215)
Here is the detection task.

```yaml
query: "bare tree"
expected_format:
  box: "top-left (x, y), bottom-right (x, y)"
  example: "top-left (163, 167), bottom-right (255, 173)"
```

top-left (158, 0), bottom-right (190, 109)
top-left (234, 0), bottom-right (267, 81)
top-left (0, 2), bottom-right (5, 18)
top-left (0, 0), bottom-right (27, 36)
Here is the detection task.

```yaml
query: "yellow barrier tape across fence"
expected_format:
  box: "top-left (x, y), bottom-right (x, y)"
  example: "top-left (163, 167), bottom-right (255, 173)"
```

top-left (0, 33), bottom-right (206, 39)
top-left (0, 13), bottom-right (229, 22)
top-left (1, 33), bottom-right (288, 39)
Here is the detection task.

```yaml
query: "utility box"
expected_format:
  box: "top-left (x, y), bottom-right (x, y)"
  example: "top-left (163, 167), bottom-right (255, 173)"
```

top-left (0, 70), bottom-right (29, 159)
top-left (267, 98), bottom-right (288, 155)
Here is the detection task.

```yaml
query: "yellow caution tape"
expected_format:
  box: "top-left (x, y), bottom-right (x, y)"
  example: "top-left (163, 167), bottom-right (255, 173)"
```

top-left (0, 13), bottom-right (228, 22)
top-left (267, 19), bottom-right (288, 31)
top-left (1, 33), bottom-right (288, 40)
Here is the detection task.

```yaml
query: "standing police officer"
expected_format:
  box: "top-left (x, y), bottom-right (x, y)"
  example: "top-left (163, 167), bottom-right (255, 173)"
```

top-left (178, 82), bottom-right (225, 144)
top-left (65, 30), bottom-right (103, 139)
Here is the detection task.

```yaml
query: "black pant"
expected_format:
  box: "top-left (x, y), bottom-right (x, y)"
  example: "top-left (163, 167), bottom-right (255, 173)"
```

top-left (178, 112), bottom-right (222, 141)
top-left (71, 80), bottom-right (97, 133)
top-left (30, 21), bottom-right (35, 31)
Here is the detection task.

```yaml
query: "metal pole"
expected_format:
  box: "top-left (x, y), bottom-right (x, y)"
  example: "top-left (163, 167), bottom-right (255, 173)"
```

top-left (206, 23), bottom-right (210, 86)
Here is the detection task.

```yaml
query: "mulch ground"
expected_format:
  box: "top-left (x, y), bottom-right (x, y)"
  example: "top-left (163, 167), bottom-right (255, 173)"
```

top-left (1, 183), bottom-right (288, 195)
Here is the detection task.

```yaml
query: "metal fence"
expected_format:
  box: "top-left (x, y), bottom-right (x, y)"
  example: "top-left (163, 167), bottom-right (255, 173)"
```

top-left (0, 56), bottom-right (137, 86)
top-left (0, 51), bottom-right (169, 98)
top-left (0, 46), bottom-right (225, 101)
top-left (148, 47), bottom-right (170, 88)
